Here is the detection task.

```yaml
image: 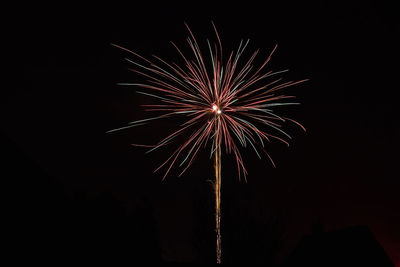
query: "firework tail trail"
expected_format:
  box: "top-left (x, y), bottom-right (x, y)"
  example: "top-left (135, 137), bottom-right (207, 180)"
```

top-left (214, 126), bottom-right (222, 263)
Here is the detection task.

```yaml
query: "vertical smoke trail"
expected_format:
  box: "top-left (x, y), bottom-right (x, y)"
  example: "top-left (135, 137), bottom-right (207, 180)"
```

top-left (214, 135), bottom-right (222, 264)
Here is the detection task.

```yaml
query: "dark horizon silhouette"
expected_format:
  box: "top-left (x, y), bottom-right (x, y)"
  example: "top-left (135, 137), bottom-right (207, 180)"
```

top-left (4, 132), bottom-right (396, 265)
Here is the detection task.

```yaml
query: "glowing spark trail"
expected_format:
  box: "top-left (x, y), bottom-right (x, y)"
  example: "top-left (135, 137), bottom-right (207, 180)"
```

top-left (108, 22), bottom-right (307, 264)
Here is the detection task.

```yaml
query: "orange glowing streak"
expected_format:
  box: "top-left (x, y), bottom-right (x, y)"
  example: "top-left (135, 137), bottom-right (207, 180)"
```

top-left (214, 134), bottom-right (222, 264)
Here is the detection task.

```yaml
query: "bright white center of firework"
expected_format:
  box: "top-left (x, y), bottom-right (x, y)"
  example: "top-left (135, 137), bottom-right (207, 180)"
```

top-left (212, 104), bottom-right (222, 115)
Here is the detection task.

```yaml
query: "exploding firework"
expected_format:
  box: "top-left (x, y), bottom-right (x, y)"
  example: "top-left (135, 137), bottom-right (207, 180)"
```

top-left (108, 22), bottom-right (307, 264)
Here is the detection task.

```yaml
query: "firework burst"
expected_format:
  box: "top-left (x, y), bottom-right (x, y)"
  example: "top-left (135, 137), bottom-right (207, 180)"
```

top-left (108, 22), bottom-right (307, 263)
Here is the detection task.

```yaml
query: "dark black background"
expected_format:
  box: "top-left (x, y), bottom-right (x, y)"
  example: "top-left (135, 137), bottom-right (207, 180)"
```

top-left (4, 1), bottom-right (399, 265)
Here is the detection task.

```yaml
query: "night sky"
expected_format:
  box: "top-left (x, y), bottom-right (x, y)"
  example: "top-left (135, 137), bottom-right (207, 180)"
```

top-left (5, 1), bottom-right (399, 265)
